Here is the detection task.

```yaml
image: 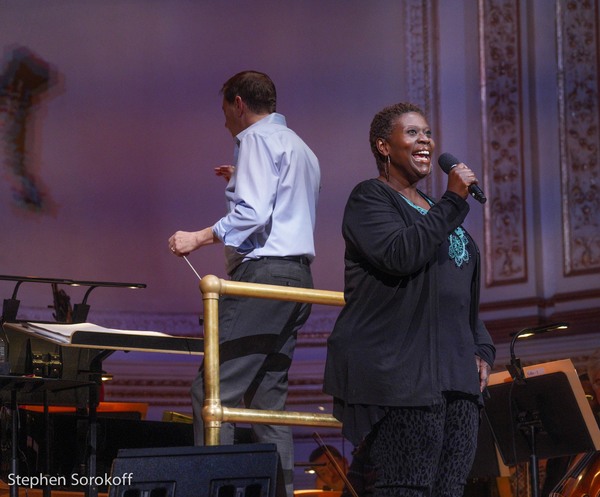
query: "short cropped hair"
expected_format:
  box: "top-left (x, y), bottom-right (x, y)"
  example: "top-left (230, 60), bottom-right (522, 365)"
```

top-left (221, 70), bottom-right (277, 115)
top-left (309, 444), bottom-right (344, 462)
top-left (369, 102), bottom-right (427, 174)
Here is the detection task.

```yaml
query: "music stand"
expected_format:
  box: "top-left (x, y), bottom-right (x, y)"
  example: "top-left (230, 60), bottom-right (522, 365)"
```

top-left (483, 359), bottom-right (600, 497)
top-left (0, 375), bottom-right (93, 497)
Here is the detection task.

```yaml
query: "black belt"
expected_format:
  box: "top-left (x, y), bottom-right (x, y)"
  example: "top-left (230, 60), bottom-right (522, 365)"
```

top-left (258, 255), bottom-right (311, 265)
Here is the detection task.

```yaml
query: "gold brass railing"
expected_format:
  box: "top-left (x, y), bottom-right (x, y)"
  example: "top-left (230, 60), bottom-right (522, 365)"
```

top-left (199, 274), bottom-right (345, 445)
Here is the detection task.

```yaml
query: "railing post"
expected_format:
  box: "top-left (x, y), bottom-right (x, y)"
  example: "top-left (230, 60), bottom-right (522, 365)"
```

top-left (200, 275), bottom-right (223, 445)
top-left (198, 274), bottom-right (345, 443)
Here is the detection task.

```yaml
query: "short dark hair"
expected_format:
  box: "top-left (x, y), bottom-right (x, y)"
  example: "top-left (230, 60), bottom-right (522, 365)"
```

top-left (309, 444), bottom-right (343, 462)
top-left (369, 102), bottom-right (427, 174)
top-left (221, 70), bottom-right (277, 114)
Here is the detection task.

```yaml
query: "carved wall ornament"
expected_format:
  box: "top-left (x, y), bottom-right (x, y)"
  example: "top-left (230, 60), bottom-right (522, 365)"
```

top-left (403, 0), bottom-right (439, 195)
top-left (479, 0), bottom-right (528, 286)
top-left (557, 0), bottom-right (600, 275)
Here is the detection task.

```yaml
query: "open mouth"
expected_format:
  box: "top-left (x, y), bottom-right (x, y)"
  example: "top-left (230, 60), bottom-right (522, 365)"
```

top-left (413, 150), bottom-right (431, 162)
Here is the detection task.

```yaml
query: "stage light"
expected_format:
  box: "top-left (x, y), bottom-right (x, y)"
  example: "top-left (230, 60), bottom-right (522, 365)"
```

top-left (0, 274), bottom-right (146, 323)
top-left (507, 322), bottom-right (569, 382)
top-left (510, 322), bottom-right (569, 339)
top-left (101, 373), bottom-right (114, 382)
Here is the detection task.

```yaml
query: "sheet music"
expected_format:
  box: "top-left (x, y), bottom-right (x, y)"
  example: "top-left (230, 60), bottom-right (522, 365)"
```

top-left (6, 322), bottom-right (203, 354)
top-left (23, 322), bottom-right (176, 342)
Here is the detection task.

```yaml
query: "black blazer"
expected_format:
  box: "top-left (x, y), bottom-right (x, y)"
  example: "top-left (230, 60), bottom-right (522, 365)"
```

top-left (324, 179), bottom-right (495, 409)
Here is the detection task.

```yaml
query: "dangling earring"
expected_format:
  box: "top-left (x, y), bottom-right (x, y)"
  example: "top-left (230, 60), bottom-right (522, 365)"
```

top-left (384, 155), bottom-right (390, 182)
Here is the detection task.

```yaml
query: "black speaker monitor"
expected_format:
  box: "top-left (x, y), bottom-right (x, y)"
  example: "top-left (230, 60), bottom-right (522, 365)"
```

top-left (109, 443), bottom-right (285, 497)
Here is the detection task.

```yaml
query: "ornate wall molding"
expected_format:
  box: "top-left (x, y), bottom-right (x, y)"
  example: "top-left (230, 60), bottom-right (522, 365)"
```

top-left (478, 0), bottom-right (528, 286)
top-left (557, 0), bottom-right (600, 275)
top-left (403, 0), bottom-right (436, 119)
top-left (403, 0), bottom-right (439, 195)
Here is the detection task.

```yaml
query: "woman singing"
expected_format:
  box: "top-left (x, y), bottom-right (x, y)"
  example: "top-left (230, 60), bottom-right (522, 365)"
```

top-left (324, 102), bottom-right (495, 497)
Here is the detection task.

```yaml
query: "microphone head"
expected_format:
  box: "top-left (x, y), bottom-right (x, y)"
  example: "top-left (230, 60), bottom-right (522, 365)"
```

top-left (438, 153), bottom-right (460, 174)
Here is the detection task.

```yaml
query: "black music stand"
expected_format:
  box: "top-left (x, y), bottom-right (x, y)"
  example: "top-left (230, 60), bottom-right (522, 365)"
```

top-left (1, 321), bottom-right (203, 497)
top-left (0, 376), bottom-right (93, 497)
top-left (483, 359), bottom-right (600, 497)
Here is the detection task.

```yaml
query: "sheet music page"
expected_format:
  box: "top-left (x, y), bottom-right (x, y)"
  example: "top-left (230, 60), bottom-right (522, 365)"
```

top-left (7, 322), bottom-right (202, 354)
top-left (24, 322), bottom-right (174, 339)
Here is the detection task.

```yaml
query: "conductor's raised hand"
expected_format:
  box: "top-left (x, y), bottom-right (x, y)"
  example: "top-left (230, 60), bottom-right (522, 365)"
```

top-left (214, 165), bottom-right (235, 182)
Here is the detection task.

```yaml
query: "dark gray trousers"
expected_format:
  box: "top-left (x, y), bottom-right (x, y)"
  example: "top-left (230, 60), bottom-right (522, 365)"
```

top-left (191, 257), bottom-right (313, 497)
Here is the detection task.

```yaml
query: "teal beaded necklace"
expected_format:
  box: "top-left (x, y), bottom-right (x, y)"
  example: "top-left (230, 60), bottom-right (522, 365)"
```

top-left (400, 194), bottom-right (470, 268)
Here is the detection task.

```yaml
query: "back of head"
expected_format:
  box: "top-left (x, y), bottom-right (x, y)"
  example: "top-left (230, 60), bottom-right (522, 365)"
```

top-left (587, 349), bottom-right (600, 380)
top-left (309, 444), bottom-right (343, 463)
top-left (221, 70), bottom-right (277, 115)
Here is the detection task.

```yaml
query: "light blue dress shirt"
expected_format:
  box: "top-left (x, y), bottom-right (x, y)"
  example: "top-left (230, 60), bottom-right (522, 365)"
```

top-left (212, 113), bottom-right (320, 274)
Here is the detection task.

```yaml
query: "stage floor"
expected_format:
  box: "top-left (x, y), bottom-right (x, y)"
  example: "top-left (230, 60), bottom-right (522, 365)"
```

top-left (0, 482), bottom-right (107, 497)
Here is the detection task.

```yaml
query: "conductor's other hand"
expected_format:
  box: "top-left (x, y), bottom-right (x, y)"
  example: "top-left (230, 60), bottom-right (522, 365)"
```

top-left (214, 165), bottom-right (235, 182)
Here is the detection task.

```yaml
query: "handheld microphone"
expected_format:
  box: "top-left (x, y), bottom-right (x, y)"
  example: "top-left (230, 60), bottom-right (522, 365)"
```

top-left (438, 153), bottom-right (487, 204)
